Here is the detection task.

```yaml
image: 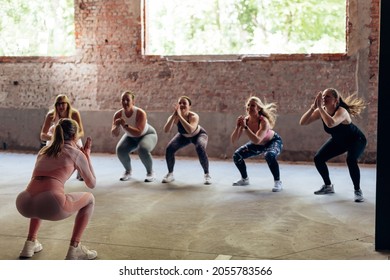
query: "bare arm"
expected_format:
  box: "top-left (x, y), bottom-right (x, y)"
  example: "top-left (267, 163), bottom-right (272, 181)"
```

top-left (72, 110), bottom-right (84, 138)
top-left (77, 137), bottom-right (96, 189)
top-left (299, 93), bottom-right (321, 125)
top-left (123, 109), bottom-right (147, 137)
top-left (40, 112), bottom-right (54, 141)
top-left (111, 110), bottom-right (123, 137)
top-left (299, 106), bottom-right (320, 125)
top-left (115, 108), bottom-right (147, 137)
top-left (163, 106), bottom-right (179, 133)
top-left (318, 105), bottom-right (350, 128)
top-left (231, 115), bottom-right (245, 144)
top-left (177, 111), bottom-right (199, 134)
top-left (245, 117), bottom-right (271, 145)
top-left (163, 115), bottom-right (177, 133)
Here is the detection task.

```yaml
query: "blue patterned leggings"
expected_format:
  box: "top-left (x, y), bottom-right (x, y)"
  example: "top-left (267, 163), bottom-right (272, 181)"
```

top-left (165, 128), bottom-right (209, 174)
top-left (233, 133), bottom-right (283, 180)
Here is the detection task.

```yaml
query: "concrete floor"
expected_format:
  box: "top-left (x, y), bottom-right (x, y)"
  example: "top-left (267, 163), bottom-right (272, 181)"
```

top-left (0, 151), bottom-right (388, 260)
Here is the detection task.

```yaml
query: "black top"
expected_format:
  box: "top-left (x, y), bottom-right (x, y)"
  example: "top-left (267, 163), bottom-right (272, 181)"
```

top-left (322, 120), bottom-right (365, 143)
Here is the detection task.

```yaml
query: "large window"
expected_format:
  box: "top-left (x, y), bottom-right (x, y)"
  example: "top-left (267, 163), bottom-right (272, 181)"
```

top-left (144, 0), bottom-right (346, 56)
top-left (0, 0), bottom-right (75, 56)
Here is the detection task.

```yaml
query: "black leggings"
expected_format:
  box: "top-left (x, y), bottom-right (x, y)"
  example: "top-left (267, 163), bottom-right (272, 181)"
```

top-left (165, 128), bottom-right (209, 174)
top-left (314, 135), bottom-right (367, 190)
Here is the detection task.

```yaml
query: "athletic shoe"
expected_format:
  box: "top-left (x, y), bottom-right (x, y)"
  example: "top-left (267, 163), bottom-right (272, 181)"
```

top-left (144, 172), bottom-right (155, 182)
top-left (204, 174), bottom-right (212, 185)
top-left (232, 178), bottom-right (249, 186)
top-left (65, 243), bottom-right (97, 260)
top-left (272, 180), bottom-right (283, 192)
top-left (19, 240), bottom-right (43, 258)
top-left (354, 189), bottom-right (365, 202)
top-left (119, 171), bottom-right (131, 181)
top-left (162, 173), bottom-right (174, 183)
top-left (314, 184), bottom-right (334, 195)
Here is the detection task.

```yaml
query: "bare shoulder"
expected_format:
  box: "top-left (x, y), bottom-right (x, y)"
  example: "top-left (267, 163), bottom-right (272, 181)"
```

top-left (46, 110), bottom-right (54, 118)
top-left (136, 107), bottom-right (147, 117)
top-left (113, 108), bottom-right (123, 118)
top-left (71, 109), bottom-right (81, 118)
top-left (189, 111), bottom-right (199, 119)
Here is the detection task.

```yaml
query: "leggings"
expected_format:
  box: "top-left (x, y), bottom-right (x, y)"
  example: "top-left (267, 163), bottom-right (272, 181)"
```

top-left (16, 178), bottom-right (95, 243)
top-left (314, 135), bottom-right (367, 190)
top-left (116, 126), bottom-right (158, 174)
top-left (165, 128), bottom-right (209, 174)
top-left (233, 133), bottom-right (283, 181)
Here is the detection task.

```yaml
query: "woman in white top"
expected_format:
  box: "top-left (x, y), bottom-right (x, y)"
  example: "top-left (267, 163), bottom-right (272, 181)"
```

top-left (111, 91), bottom-right (158, 182)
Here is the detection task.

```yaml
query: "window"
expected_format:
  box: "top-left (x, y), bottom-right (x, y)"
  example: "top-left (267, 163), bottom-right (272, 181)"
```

top-left (144, 0), bottom-right (346, 56)
top-left (0, 0), bottom-right (75, 56)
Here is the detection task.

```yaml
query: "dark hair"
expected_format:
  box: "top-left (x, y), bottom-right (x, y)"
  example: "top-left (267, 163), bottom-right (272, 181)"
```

top-left (178, 96), bottom-right (192, 106)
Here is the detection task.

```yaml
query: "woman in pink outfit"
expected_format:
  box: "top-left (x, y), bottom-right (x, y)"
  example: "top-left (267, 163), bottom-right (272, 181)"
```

top-left (16, 118), bottom-right (97, 260)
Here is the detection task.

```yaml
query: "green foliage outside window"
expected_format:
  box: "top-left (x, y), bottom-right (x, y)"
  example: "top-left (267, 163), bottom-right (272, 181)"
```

top-left (0, 0), bottom-right (75, 56)
top-left (146, 0), bottom-right (346, 55)
top-left (0, 0), bottom-right (345, 56)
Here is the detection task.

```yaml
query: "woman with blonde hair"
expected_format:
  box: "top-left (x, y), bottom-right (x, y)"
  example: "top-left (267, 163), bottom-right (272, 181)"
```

top-left (299, 88), bottom-right (367, 202)
top-left (16, 118), bottom-right (97, 260)
top-left (40, 94), bottom-right (85, 180)
top-left (231, 96), bottom-right (283, 192)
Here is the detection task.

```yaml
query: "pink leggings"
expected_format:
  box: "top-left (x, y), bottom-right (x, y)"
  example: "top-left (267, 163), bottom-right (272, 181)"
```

top-left (16, 178), bottom-right (95, 243)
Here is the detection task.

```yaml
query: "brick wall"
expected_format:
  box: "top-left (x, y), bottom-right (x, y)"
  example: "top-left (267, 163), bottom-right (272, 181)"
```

top-left (0, 0), bottom-right (379, 163)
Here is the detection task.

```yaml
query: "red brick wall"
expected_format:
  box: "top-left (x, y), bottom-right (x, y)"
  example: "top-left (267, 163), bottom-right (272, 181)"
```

top-left (0, 0), bottom-right (380, 163)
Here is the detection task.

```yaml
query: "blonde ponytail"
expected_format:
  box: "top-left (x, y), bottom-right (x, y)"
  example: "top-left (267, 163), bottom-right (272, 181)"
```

top-left (40, 118), bottom-right (79, 157)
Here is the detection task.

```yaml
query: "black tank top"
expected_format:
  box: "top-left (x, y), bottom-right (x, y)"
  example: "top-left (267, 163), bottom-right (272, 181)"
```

top-left (322, 120), bottom-right (364, 143)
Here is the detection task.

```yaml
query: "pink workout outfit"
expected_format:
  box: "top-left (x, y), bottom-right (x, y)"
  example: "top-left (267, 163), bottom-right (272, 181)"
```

top-left (16, 141), bottom-right (96, 244)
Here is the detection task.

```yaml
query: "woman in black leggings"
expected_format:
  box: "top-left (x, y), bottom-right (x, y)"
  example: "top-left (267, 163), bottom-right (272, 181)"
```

top-left (162, 96), bottom-right (211, 185)
top-left (299, 88), bottom-right (367, 202)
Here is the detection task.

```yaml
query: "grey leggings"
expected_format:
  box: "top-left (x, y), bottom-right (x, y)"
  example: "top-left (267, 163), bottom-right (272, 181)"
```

top-left (116, 126), bottom-right (158, 174)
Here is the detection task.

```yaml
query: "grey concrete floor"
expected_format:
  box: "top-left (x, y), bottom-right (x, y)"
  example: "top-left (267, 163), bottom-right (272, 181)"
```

top-left (0, 151), bottom-right (388, 260)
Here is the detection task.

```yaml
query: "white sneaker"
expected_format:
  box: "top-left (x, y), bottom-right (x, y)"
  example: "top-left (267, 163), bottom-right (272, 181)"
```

top-left (144, 172), bottom-right (155, 182)
top-left (232, 178), bottom-right (249, 186)
top-left (19, 240), bottom-right (43, 258)
top-left (354, 189), bottom-right (365, 202)
top-left (119, 171), bottom-right (131, 181)
top-left (65, 243), bottom-right (97, 260)
top-left (204, 174), bottom-right (211, 185)
top-left (162, 173), bottom-right (174, 183)
top-left (272, 180), bottom-right (283, 192)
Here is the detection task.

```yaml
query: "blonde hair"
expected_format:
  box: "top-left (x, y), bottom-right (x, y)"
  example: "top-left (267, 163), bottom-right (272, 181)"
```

top-left (324, 88), bottom-right (367, 117)
top-left (122, 90), bottom-right (135, 100)
top-left (52, 94), bottom-right (75, 120)
top-left (245, 96), bottom-right (278, 127)
top-left (40, 118), bottom-right (79, 157)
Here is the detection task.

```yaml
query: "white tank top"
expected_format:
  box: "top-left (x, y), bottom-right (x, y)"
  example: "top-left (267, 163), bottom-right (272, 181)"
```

top-left (121, 106), bottom-right (149, 137)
